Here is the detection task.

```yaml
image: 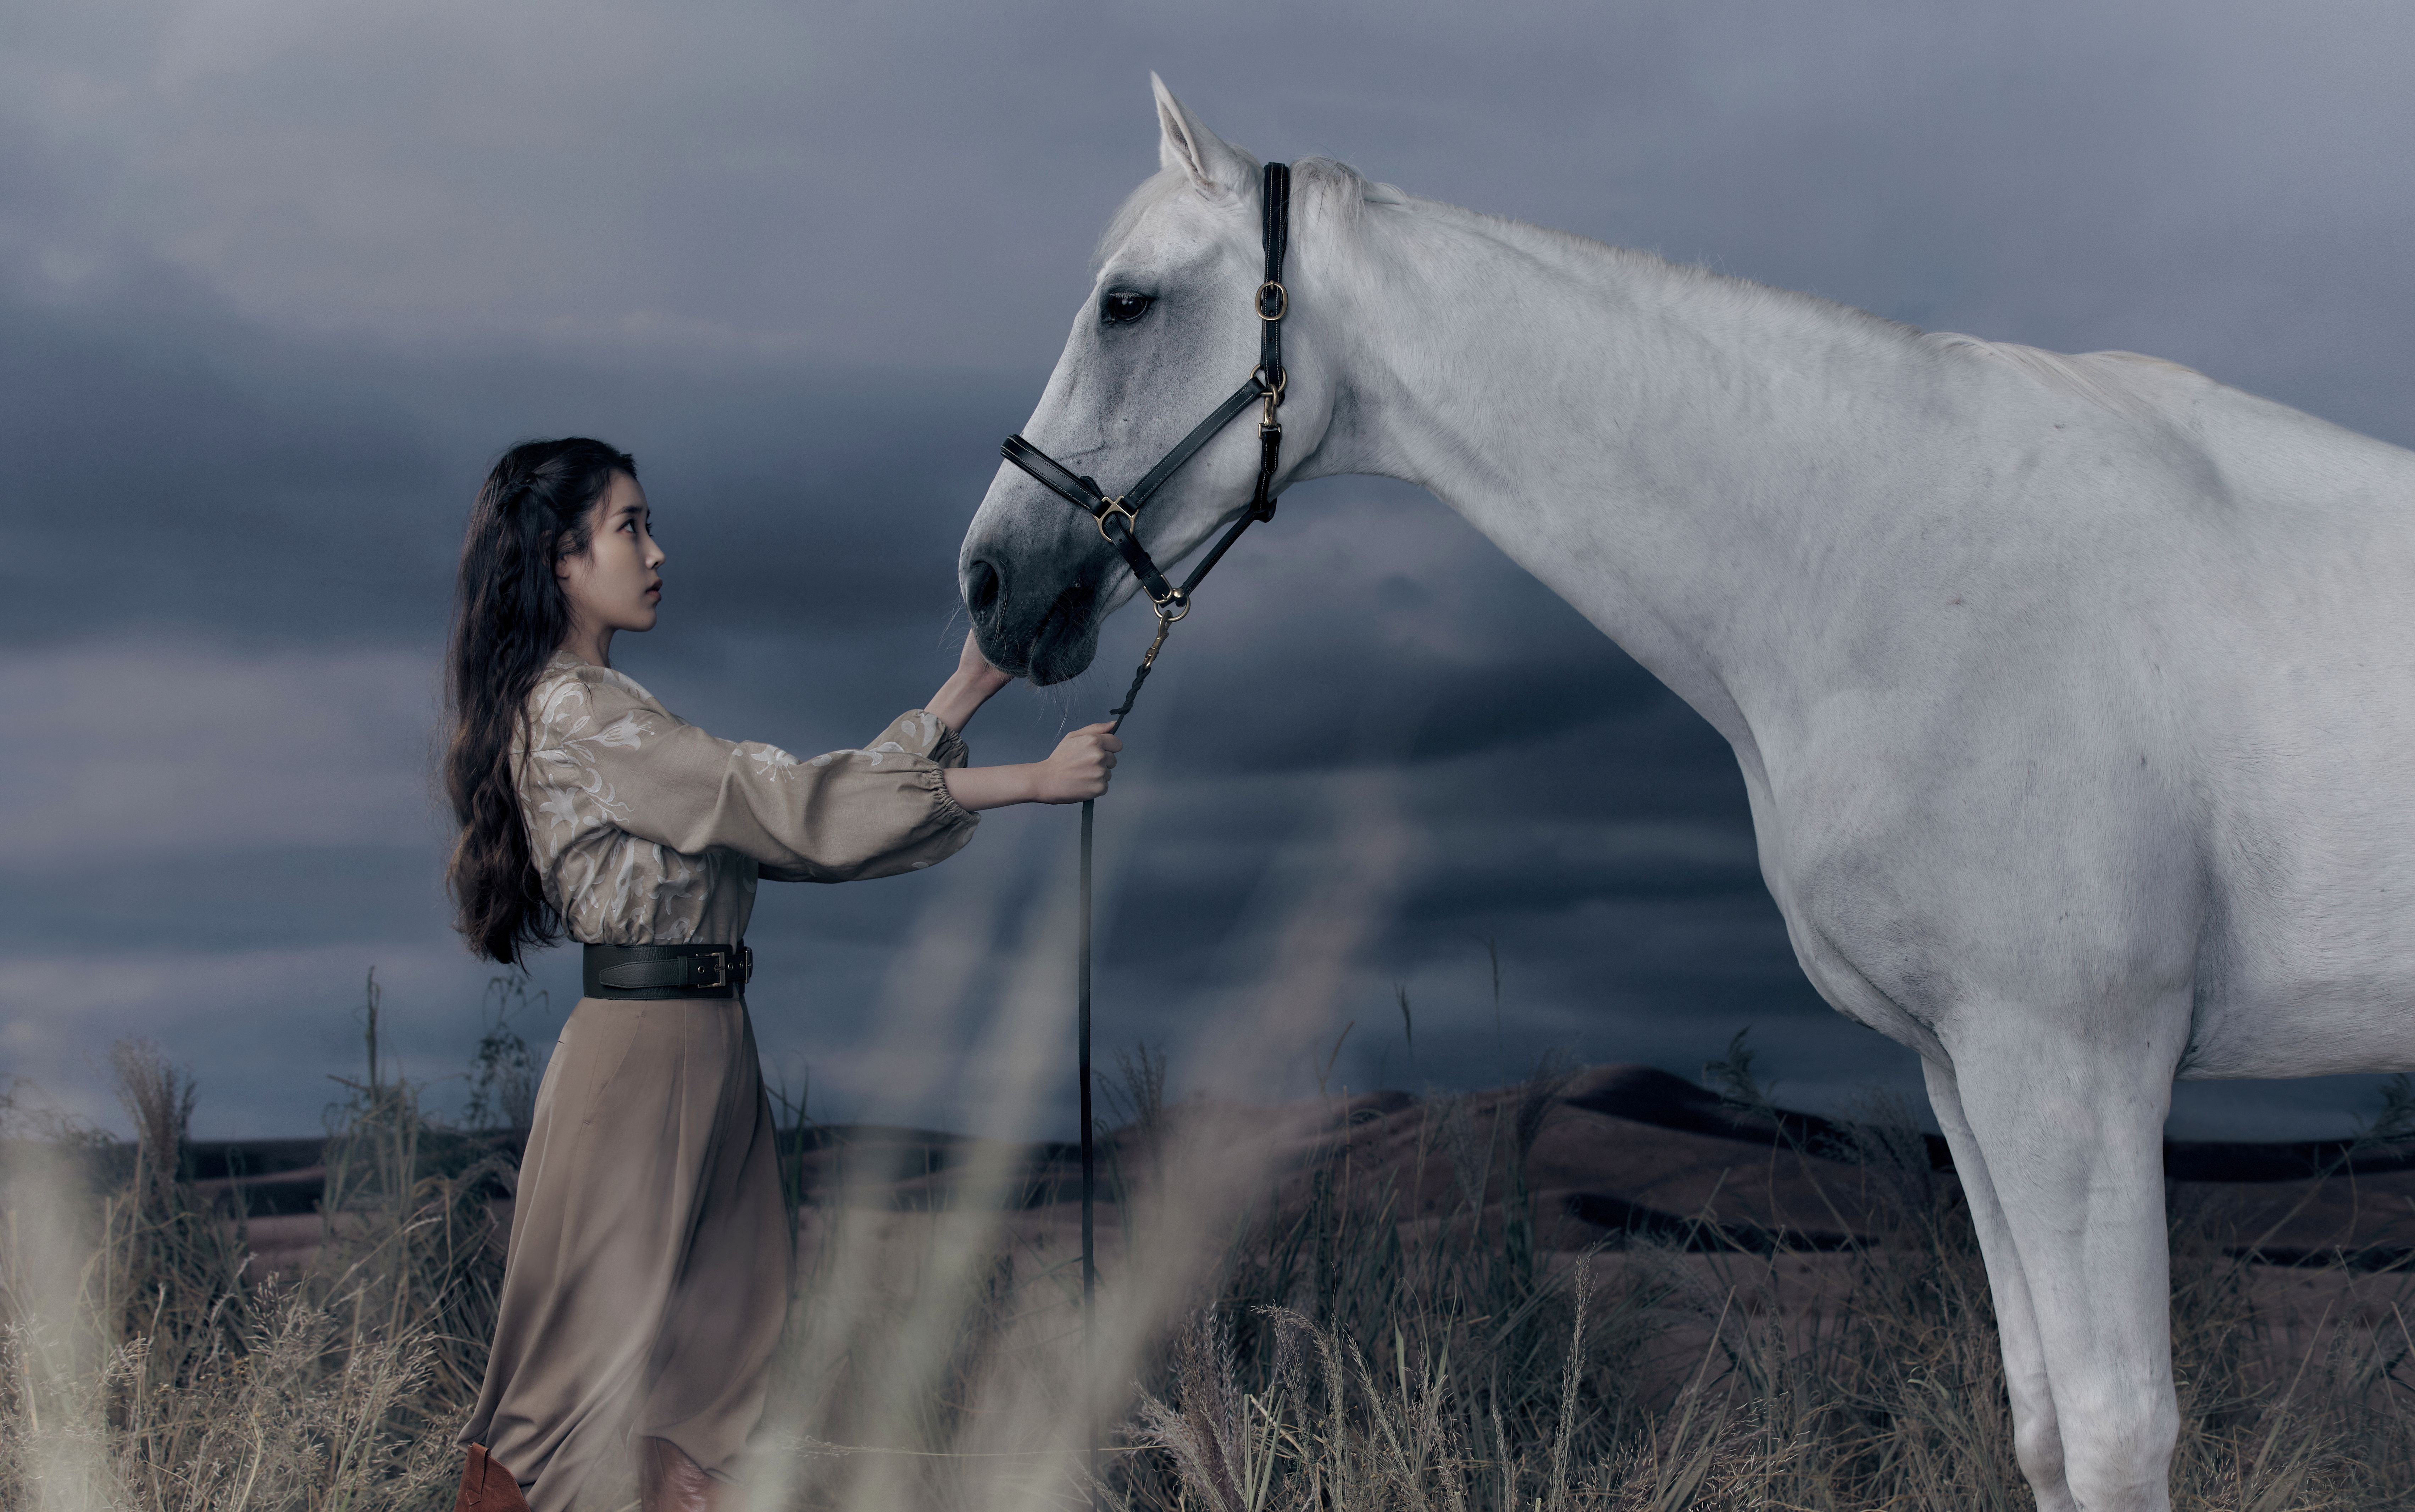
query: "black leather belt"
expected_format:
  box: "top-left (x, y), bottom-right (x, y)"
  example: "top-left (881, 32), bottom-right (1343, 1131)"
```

top-left (582, 942), bottom-right (752, 1000)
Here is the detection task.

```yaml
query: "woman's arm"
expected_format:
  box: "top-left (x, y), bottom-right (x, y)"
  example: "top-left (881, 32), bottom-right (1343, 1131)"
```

top-left (524, 672), bottom-right (979, 883)
top-left (925, 630), bottom-right (1121, 811)
top-left (925, 631), bottom-right (1015, 734)
top-left (943, 723), bottom-right (1121, 811)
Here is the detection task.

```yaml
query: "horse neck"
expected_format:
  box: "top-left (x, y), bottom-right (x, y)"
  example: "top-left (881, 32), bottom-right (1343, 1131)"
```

top-left (1305, 199), bottom-right (1979, 751)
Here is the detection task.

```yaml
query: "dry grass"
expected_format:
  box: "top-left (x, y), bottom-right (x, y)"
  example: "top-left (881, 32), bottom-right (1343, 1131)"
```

top-left (1115, 1060), bottom-right (2415, 1512)
top-left (3, 998), bottom-right (2412, 1511)
top-left (2, 980), bottom-right (507, 1511)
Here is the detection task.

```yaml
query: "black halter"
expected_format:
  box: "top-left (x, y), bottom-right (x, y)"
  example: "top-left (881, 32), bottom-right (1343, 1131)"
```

top-left (1000, 161), bottom-right (1292, 630)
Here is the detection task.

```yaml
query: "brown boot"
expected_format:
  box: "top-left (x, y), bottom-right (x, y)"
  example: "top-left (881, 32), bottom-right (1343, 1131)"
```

top-left (454, 1444), bottom-right (533, 1512)
top-left (638, 1436), bottom-right (724, 1512)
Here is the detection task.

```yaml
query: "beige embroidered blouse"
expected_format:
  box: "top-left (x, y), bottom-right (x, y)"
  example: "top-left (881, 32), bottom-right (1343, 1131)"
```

top-left (512, 651), bottom-right (978, 949)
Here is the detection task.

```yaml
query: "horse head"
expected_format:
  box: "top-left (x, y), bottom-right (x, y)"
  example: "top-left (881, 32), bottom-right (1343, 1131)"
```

top-left (958, 78), bottom-right (1337, 684)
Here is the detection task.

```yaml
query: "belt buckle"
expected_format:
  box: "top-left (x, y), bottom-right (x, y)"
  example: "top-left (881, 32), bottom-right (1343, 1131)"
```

top-left (692, 945), bottom-right (751, 991)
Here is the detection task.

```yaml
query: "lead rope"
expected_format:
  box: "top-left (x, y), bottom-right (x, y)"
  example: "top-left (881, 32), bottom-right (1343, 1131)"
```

top-left (1068, 160), bottom-right (1290, 1512)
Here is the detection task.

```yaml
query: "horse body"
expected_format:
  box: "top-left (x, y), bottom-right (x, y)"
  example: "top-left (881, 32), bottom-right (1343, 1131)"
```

top-left (959, 80), bottom-right (2415, 1511)
top-left (2142, 380), bottom-right (2415, 1075)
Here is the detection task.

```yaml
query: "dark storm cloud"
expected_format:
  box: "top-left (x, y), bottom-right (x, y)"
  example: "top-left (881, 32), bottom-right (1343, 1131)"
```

top-left (0, 287), bottom-right (1031, 651)
top-left (11, 4), bottom-right (2414, 405)
top-left (5, 1), bottom-right (2411, 1139)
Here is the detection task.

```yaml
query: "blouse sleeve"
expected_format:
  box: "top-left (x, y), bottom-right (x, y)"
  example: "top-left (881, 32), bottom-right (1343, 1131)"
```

top-left (525, 669), bottom-right (978, 884)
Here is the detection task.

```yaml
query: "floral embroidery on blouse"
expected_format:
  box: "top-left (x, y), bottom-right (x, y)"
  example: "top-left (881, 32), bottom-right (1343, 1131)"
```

top-left (512, 652), bottom-right (976, 949)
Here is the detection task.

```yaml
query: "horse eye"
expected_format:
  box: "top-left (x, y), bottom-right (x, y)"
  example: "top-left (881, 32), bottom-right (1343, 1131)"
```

top-left (1101, 290), bottom-right (1154, 325)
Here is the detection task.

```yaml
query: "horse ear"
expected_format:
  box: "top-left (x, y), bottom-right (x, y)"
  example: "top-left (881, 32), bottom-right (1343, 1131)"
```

top-left (1151, 74), bottom-right (1249, 196)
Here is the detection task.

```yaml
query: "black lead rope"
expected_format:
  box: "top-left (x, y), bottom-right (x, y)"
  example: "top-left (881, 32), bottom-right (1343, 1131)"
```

top-left (1002, 160), bottom-right (1290, 1506)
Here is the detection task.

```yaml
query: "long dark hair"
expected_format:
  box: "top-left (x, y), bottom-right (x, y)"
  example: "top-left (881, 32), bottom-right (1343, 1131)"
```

top-left (444, 437), bottom-right (638, 963)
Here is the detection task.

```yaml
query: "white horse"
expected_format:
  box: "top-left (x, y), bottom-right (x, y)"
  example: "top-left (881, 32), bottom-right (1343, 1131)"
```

top-left (957, 78), bottom-right (2415, 1512)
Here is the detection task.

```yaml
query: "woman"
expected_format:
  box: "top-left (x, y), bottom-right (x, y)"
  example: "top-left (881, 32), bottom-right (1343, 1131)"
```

top-left (441, 437), bottom-right (1114, 1512)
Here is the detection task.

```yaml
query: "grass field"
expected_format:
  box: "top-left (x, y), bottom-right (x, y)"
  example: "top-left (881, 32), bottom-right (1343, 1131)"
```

top-left (4, 1011), bottom-right (2412, 1511)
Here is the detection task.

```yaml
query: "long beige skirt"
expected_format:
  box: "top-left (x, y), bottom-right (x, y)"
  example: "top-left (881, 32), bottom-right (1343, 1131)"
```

top-left (458, 996), bottom-right (793, 1511)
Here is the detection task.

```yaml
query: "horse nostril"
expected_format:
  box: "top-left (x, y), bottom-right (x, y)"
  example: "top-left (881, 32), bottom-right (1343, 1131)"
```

top-left (965, 559), bottom-right (1003, 621)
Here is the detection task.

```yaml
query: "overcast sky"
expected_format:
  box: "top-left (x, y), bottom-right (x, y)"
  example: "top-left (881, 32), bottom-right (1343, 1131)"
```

top-left (5, 1), bottom-right (2411, 1141)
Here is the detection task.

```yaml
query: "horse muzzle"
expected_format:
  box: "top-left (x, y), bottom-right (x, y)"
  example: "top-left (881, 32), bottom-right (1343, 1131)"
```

top-left (963, 552), bottom-right (1105, 685)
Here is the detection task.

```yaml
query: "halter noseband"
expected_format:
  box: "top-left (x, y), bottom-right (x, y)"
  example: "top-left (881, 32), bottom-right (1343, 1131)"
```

top-left (1001, 160), bottom-right (1292, 630)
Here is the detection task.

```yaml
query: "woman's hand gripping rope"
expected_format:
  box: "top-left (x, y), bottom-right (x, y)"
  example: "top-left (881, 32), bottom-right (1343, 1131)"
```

top-left (940, 723), bottom-right (1118, 810)
top-left (1029, 724), bottom-right (1120, 803)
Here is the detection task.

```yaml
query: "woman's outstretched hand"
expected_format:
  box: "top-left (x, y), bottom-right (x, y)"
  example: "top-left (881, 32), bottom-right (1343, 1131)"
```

top-left (940, 722), bottom-right (1121, 811)
top-left (926, 630), bottom-right (1016, 734)
top-left (1029, 723), bottom-right (1121, 804)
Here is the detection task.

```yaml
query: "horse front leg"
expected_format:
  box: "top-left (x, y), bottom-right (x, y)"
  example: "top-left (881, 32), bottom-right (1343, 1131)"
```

top-left (1942, 1005), bottom-right (2186, 1512)
top-left (1923, 1057), bottom-right (2080, 1512)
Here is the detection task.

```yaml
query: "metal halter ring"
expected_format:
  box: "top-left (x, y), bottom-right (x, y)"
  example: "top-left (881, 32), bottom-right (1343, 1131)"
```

top-left (1255, 280), bottom-right (1288, 321)
top-left (1095, 498), bottom-right (1136, 543)
top-left (1153, 588), bottom-right (1190, 623)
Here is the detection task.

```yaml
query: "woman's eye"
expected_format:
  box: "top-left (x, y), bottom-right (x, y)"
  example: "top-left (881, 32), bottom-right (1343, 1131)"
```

top-left (1101, 290), bottom-right (1153, 325)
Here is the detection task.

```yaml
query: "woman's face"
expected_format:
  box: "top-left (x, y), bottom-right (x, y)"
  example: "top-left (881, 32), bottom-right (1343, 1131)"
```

top-left (557, 472), bottom-right (665, 637)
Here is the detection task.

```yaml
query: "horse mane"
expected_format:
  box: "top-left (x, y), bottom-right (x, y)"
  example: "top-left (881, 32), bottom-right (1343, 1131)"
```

top-left (1307, 157), bottom-right (2214, 426)
top-left (1298, 160), bottom-right (1929, 351)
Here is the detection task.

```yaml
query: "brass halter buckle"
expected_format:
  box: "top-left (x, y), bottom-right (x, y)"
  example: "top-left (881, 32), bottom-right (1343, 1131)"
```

top-left (1255, 280), bottom-right (1288, 321)
top-left (1094, 497), bottom-right (1136, 544)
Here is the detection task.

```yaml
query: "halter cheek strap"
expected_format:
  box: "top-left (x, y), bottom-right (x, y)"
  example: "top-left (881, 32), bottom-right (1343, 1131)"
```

top-left (1000, 160), bottom-right (1292, 630)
